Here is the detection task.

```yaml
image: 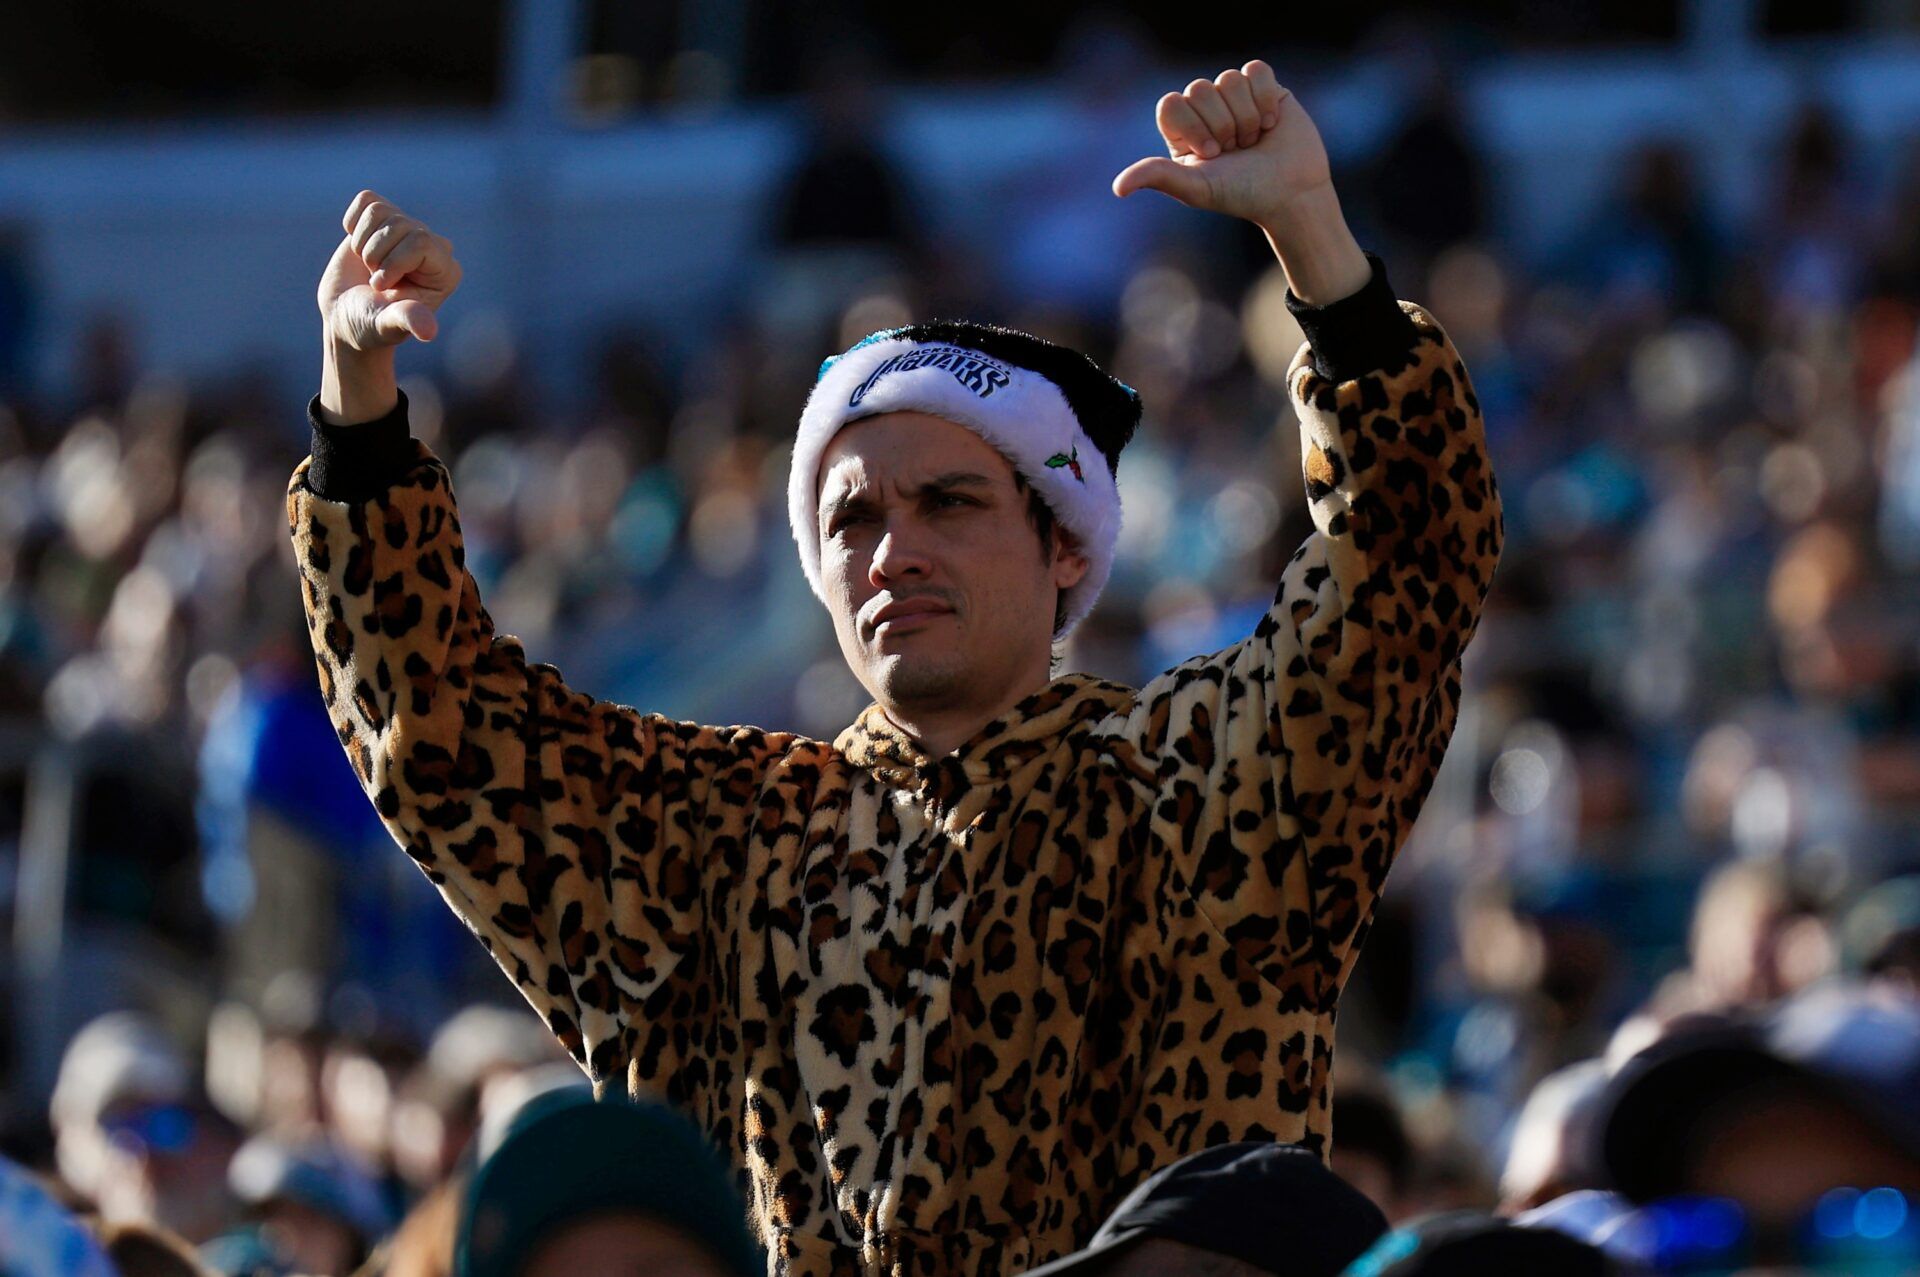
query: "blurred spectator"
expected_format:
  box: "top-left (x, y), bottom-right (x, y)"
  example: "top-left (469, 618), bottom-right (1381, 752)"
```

top-left (424, 1007), bottom-right (567, 1123)
top-left (248, 972), bottom-right (331, 1141)
top-left (1022, 1143), bottom-right (1388, 1277)
top-left (1596, 982), bottom-right (1920, 1262)
top-left (50, 1011), bottom-right (238, 1244)
top-left (1394, 1135), bottom-right (1498, 1224)
top-left (1496, 1059), bottom-right (1608, 1213)
top-left (454, 1089), bottom-right (761, 1277)
top-left (388, 1006), bottom-right (567, 1197)
top-left (1551, 141), bottom-right (1724, 319)
top-left (1755, 101), bottom-right (1872, 324)
top-left (197, 635), bottom-right (478, 1028)
top-left (1330, 1085), bottom-right (1414, 1222)
top-left (1433, 879), bottom-right (1617, 1154)
top-left (469, 1062), bottom-right (591, 1169)
top-left (759, 36), bottom-right (925, 347)
top-left (317, 1020), bottom-right (419, 1219)
top-left (1839, 874), bottom-right (1920, 988)
top-left (1879, 326), bottom-right (1920, 570)
top-left (773, 43), bottom-right (921, 258)
top-left (1357, 30), bottom-right (1489, 288)
top-left (1666, 858), bottom-right (1831, 1014)
top-left (210, 1135), bottom-right (391, 1276)
top-left (356, 1062), bottom-right (587, 1277)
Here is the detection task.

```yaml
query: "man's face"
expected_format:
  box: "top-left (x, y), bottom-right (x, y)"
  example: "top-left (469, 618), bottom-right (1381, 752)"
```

top-left (1682, 1081), bottom-right (1920, 1234)
top-left (816, 411), bottom-right (1088, 719)
top-left (85, 1098), bottom-right (238, 1243)
top-left (1084, 1238), bottom-right (1271, 1276)
top-left (520, 1212), bottom-right (734, 1277)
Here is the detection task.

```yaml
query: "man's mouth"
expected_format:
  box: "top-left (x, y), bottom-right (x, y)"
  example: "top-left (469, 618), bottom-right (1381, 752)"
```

top-left (869, 599), bottom-right (953, 636)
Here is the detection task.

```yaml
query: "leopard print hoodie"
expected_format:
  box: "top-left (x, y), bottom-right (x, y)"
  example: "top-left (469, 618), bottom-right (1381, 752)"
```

top-left (285, 259), bottom-right (1501, 1276)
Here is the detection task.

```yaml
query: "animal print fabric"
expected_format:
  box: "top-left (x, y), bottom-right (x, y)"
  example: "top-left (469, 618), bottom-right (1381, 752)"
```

top-left (285, 299), bottom-right (1500, 1276)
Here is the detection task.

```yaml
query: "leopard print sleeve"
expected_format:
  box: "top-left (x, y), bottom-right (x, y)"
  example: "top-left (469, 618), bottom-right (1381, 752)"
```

top-left (286, 438), bottom-right (799, 1091)
top-left (1102, 268), bottom-right (1502, 1003)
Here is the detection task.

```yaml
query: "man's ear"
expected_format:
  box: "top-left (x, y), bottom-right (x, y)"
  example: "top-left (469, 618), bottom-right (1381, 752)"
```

top-left (1051, 526), bottom-right (1090, 591)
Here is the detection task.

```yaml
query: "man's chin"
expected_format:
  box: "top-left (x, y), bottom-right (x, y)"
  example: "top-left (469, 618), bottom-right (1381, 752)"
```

top-left (871, 652), bottom-right (966, 706)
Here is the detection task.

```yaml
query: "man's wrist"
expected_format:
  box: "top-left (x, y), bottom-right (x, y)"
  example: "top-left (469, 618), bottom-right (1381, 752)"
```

top-left (1283, 251), bottom-right (1419, 384)
top-left (307, 387), bottom-right (415, 502)
top-left (319, 337), bottom-right (399, 426)
top-left (1256, 185), bottom-right (1371, 306)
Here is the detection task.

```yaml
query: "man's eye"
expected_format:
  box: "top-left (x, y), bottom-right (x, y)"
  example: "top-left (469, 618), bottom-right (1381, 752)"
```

top-left (935, 494), bottom-right (972, 508)
top-left (832, 513), bottom-right (870, 533)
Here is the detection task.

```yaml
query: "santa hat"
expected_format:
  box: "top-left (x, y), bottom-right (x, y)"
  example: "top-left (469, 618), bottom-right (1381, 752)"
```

top-left (788, 320), bottom-right (1141, 638)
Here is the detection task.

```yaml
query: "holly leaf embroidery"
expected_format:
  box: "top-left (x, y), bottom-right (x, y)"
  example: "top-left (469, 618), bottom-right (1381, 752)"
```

top-left (1045, 447), bottom-right (1085, 483)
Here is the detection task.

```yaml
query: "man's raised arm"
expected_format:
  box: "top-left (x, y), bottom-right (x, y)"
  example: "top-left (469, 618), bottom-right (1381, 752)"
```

top-left (289, 192), bottom-right (798, 1090)
top-left (1099, 67), bottom-right (1503, 994)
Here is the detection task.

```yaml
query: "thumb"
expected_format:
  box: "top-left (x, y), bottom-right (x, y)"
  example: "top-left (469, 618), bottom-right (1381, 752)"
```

top-left (1112, 156), bottom-right (1212, 207)
top-left (375, 299), bottom-right (438, 344)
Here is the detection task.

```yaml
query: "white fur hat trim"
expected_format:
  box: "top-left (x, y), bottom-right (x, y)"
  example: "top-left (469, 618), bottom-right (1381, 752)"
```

top-left (787, 336), bottom-right (1123, 639)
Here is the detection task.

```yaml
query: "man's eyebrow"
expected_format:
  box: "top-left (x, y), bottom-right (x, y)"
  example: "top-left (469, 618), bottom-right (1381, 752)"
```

top-left (814, 491), bottom-right (875, 522)
top-left (921, 471), bottom-right (996, 492)
top-left (821, 472), bottom-right (998, 521)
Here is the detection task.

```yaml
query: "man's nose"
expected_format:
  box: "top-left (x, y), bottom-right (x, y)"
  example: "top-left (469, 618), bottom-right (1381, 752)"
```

top-left (870, 521), bottom-right (933, 585)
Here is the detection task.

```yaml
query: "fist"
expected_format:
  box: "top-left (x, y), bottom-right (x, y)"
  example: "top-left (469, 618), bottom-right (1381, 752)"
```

top-left (318, 191), bottom-right (462, 352)
top-left (1112, 61), bottom-right (1333, 229)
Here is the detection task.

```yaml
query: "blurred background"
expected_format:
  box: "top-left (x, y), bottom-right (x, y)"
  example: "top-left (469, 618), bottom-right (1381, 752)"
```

top-left (5, 0), bottom-right (1920, 1272)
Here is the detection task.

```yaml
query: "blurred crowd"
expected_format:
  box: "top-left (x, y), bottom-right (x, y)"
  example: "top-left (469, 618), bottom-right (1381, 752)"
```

top-left (5, 33), bottom-right (1920, 1277)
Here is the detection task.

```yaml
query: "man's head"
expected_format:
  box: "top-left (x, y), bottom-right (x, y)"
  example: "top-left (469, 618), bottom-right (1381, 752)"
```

top-left (1498, 1059), bottom-right (1609, 1213)
top-left (51, 1012), bottom-right (237, 1244)
top-left (816, 410), bottom-right (1088, 712)
top-left (226, 1135), bottom-right (392, 1275)
top-left (791, 321), bottom-right (1141, 719)
top-left (455, 1089), bottom-right (762, 1277)
top-left (1023, 1142), bottom-right (1388, 1277)
top-left (1597, 982), bottom-right (1920, 1241)
top-left (1330, 1085), bottom-right (1414, 1220)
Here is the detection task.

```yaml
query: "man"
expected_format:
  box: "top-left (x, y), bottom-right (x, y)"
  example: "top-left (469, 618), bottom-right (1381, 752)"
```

top-left (1496, 1060), bottom-right (1608, 1214)
top-left (1021, 1142), bottom-right (1387, 1276)
top-left (217, 1134), bottom-right (393, 1275)
top-left (456, 1089), bottom-right (761, 1277)
top-left (50, 1013), bottom-right (238, 1247)
top-left (288, 61), bottom-right (1500, 1275)
top-left (1595, 981), bottom-right (1920, 1264)
top-left (1329, 1084), bottom-right (1414, 1221)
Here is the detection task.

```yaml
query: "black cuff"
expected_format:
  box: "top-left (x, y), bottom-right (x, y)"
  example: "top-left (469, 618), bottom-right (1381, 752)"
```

top-left (306, 389), bottom-right (417, 502)
top-left (1283, 251), bottom-right (1420, 384)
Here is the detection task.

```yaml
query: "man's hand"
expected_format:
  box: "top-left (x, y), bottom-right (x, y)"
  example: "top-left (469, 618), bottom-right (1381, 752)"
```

top-left (320, 191), bottom-right (461, 351)
top-left (1113, 62), bottom-right (1369, 305)
top-left (316, 191), bottom-right (462, 424)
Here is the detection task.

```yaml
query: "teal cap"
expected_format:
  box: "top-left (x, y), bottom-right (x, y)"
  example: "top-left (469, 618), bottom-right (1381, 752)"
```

top-left (455, 1089), bottom-right (763, 1277)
